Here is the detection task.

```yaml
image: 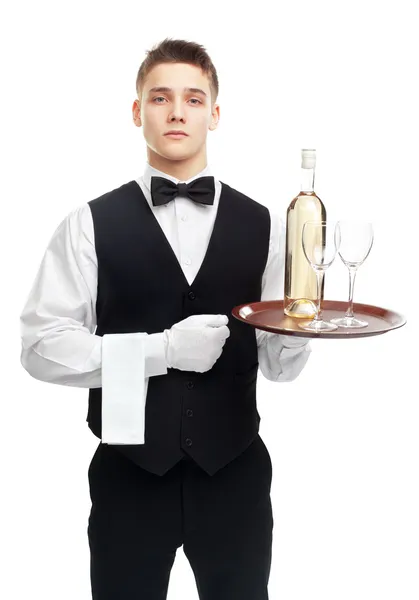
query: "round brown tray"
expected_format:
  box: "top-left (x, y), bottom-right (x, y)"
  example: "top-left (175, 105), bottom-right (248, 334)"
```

top-left (231, 300), bottom-right (407, 339)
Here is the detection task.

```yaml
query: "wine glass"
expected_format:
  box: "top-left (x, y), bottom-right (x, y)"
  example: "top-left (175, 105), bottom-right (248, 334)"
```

top-left (330, 220), bottom-right (374, 328)
top-left (298, 221), bottom-right (340, 332)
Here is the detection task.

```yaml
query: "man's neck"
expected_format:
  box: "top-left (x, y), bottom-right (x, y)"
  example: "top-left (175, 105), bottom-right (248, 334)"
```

top-left (147, 149), bottom-right (208, 182)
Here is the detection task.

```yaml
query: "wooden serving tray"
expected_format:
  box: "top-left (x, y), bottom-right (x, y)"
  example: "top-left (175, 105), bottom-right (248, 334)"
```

top-left (231, 300), bottom-right (407, 339)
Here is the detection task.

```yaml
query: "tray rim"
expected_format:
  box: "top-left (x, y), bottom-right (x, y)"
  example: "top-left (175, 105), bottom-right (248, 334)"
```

top-left (231, 299), bottom-right (407, 339)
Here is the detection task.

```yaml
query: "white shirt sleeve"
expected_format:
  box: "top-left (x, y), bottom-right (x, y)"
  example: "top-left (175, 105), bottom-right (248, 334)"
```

top-left (256, 209), bottom-right (312, 382)
top-left (19, 204), bottom-right (167, 444)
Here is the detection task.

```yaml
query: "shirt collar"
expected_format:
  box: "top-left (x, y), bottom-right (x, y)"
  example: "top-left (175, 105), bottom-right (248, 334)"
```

top-left (143, 162), bottom-right (213, 193)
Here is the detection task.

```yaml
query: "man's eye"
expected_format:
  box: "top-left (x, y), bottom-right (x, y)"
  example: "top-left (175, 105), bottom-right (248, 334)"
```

top-left (152, 97), bottom-right (202, 105)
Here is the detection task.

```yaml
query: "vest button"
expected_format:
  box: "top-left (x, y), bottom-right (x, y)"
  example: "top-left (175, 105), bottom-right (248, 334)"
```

top-left (185, 438), bottom-right (193, 447)
top-left (186, 409), bottom-right (193, 417)
top-left (188, 291), bottom-right (196, 300)
top-left (186, 381), bottom-right (194, 389)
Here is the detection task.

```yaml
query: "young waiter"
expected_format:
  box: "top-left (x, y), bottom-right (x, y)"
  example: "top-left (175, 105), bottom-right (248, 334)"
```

top-left (20, 38), bottom-right (311, 600)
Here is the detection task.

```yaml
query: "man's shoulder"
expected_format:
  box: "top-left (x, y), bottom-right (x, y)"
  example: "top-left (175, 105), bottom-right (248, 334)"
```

top-left (88, 180), bottom-right (137, 209)
top-left (220, 181), bottom-right (269, 215)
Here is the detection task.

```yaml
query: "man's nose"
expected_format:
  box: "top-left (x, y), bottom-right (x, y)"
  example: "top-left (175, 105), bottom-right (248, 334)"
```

top-left (169, 99), bottom-right (186, 121)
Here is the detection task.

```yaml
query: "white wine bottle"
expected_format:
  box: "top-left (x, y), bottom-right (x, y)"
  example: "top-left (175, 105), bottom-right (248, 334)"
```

top-left (284, 149), bottom-right (326, 318)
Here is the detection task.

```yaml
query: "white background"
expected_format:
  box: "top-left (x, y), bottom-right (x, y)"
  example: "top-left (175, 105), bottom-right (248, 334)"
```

top-left (2, 0), bottom-right (417, 598)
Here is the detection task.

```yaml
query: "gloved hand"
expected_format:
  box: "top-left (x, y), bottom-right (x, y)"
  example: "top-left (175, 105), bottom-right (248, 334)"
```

top-left (278, 334), bottom-right (310, 348)
top-left (164, 314), bottom-right (230, 373)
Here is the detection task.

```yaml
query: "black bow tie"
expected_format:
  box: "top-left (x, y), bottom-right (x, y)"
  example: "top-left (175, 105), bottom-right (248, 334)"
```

top-left (150, 175), bottom-right (215, 207)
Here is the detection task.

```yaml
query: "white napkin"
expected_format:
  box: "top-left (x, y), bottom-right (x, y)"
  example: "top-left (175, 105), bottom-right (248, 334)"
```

top-left (101, 332), bottom-right (148, 444)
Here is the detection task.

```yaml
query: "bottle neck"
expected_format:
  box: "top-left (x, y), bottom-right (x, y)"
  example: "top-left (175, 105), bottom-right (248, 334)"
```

top-left (301, 167), bottom-right (315, 192)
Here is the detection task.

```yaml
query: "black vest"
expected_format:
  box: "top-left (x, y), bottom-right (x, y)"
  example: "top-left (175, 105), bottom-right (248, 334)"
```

top-left (86, 179), bottom-right (271, 476)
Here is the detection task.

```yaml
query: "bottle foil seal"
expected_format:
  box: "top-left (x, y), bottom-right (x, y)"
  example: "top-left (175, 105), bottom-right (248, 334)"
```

top-left (301, 149), bottom-right (316, 169)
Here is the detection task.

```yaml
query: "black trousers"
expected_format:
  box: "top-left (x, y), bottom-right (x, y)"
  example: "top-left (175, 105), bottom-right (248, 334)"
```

top-left (87, 434), bottom-right (274, 599)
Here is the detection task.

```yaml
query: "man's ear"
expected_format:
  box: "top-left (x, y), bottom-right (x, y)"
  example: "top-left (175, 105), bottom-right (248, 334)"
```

top-left (209, 104), bottom-right (220, 131)
top-left (132, 100), bottom-right (142, 126)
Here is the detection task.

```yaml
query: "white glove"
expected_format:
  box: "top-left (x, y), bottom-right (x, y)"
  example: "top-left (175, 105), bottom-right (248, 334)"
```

top-left (279, 334), bottom-right (310, 348)
top-left (265, 331), bottom-right (310, 350)
top-left (164, 314), bottom-right (230, 373)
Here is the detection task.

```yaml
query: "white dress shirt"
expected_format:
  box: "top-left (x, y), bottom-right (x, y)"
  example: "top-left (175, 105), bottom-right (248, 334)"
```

top-left (19, 162), bottom-right (311, 444)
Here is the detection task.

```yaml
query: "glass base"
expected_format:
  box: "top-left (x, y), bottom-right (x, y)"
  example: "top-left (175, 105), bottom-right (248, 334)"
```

top-left (298, 319), bottom-right (338, 332)
top-left (330, 316), bottom-right (368, 328)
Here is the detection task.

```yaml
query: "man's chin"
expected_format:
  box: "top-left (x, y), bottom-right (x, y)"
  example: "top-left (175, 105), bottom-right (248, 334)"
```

top-left (156, 147), bottom-right (194, 161)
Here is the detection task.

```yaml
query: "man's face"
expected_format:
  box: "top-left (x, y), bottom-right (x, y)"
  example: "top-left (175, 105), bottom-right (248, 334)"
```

top-left (133, 62), bottom-right (219, 161)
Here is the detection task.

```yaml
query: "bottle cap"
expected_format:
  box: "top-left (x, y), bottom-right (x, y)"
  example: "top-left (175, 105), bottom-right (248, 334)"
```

top-left (301, 149), bottom-right (316, 169)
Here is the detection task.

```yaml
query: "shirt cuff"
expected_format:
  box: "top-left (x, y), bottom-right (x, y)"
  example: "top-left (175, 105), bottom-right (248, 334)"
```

top-left (144, 332), bottom-right (168, 377)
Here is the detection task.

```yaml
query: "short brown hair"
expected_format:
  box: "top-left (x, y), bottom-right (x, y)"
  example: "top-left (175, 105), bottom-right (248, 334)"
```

top-left (135, 38), bottom-right (219, 106)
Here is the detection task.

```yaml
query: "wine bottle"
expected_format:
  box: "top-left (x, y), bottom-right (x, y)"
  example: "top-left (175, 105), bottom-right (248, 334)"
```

top-left (284, 149), bottom-right (326, 318)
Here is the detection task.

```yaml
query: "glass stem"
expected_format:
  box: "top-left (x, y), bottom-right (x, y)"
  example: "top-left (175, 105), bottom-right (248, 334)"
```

top-left (313, 269), bottom-right (324, 321)
top-left (346, 267), bottom-right (357, 318)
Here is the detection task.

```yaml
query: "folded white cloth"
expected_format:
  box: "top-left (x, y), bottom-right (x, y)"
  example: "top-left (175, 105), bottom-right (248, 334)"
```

top-left (101, 332), bottom-right (148, 444)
